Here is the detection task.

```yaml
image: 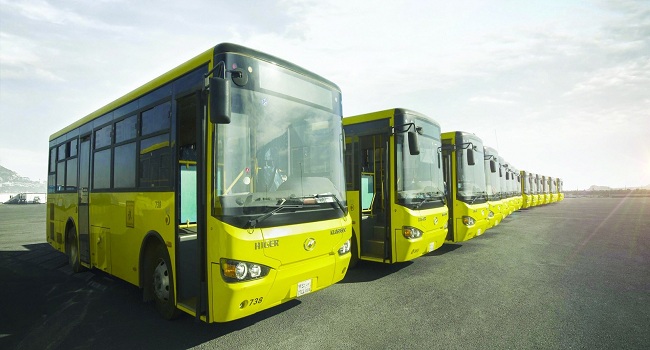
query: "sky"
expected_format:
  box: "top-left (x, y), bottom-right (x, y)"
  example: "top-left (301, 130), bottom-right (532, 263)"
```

top-left (1, 0), bottom-right (649, 190)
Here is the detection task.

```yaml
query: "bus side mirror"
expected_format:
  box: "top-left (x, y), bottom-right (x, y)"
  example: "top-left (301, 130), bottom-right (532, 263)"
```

top-left (467, 148), bottom-right (475, 166)
top-left (408, 130), bottom-right (420, 155)
top-left (490, 159), bottom-right (496, 173)
top-left (506, 172), bottom-right (510, 180)
top-left (209, 77), bottom-right (231, 124)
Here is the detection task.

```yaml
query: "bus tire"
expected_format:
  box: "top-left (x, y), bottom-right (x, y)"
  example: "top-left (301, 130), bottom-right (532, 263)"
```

top-left (146, 244), bottom-right (180, 320)
top-left (66, 227), bottom-right (83, 273)
top-left (349, 233), bottom-right (359, 269)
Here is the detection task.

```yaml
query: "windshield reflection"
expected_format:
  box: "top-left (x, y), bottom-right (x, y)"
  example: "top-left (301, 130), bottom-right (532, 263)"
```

top-left (214, 86), bottom-right (346, 227)
top-left (396, 120), bottom-right (445, 209)
top-left (457, 141), bottom-right (487, 201)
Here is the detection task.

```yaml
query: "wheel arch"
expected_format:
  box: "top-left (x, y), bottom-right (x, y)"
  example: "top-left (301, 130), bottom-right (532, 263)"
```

top-left (139, 231), bottom-right (167, 298)
top-left (64, 217), bottom-right (77, 252)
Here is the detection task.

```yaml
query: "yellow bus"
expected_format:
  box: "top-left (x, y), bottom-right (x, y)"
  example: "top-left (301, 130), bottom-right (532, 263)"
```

top-left (550, 176), bottom-right (559, 203)
top-left (441, 132), bottom-right (489, 242)
top-left (343, 109), bottom-right (448, 265)
top-left (520, 170), bottom-right (534, 209)
top-left (532, 173), bottom-right (541, 207)
top-left (498, 156), bottom-right (514, 219)
top-left (541, 175), bottom-right (551, 204)
top-left (498, 156), bottom-right (511, 218)
top-left (46, 43), bottom-right (352, 322)
top-left (483, 147), bottom-right (505, 229)
top-left (504, 163), bottom-right (520, 213)
top-left (511, 166), bottom-right (523, 211)
top-left (557, 178), bottom-right (565, 201)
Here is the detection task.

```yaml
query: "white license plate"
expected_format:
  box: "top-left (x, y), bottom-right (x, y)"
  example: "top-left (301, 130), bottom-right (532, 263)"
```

top-left (428, 242), bottom-right (435, 252)
top-left (297, 279), bottom-right (312, 297)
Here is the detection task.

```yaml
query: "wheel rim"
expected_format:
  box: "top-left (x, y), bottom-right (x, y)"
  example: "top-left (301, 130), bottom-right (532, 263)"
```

top-left (153, 259), bottom-right (170, 302)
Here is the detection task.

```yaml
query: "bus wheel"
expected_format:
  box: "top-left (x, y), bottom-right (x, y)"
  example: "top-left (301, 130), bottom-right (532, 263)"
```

top-left (349, 234), bottom-right (359, 269)
top-left (66, 227), bottom-right (82, 273)
top-left (148, 245), bottom-right (180, 320)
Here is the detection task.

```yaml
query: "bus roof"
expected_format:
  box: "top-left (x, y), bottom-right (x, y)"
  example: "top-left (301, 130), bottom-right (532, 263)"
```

top-left (50, 43), bottom-right (340, 141)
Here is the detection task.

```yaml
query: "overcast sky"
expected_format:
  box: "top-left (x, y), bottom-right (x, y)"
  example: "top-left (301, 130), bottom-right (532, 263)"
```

top-left (1, 0), bottom-right (649, 190)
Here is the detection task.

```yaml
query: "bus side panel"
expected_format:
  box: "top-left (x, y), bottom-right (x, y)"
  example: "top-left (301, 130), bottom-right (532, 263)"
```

top-left (47, 193), bottom-right (78, 253)
top-left (89, 191), bottom-right (175, 287)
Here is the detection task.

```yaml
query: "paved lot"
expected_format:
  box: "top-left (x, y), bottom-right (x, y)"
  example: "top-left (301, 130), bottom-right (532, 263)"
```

top-left (1, 197), bottom-right (649, 350)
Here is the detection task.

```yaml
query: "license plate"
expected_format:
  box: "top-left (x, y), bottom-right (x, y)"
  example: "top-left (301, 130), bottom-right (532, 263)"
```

top-left (428, 242), bottom-right (435, 252)
top-left (297, 279), bottom-right (312, 297)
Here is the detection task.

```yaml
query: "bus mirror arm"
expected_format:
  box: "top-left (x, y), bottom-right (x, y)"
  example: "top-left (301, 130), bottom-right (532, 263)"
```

top-left (208, 77), bottom-right (231, 124)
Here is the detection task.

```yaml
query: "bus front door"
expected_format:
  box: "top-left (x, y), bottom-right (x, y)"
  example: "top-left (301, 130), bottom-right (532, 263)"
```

top-left (176, 93), bottom-right (202, 314)
top-left (358, 135), bottom-right (391, 262)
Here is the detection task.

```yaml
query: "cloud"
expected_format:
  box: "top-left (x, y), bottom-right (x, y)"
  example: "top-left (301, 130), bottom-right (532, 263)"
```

top-left (0, 32), bottom-right (65, 81)
top-left (469, 94), bottom-right (518, 106)
top-left (565, 58), bottom-right (650, 96)
top-left (2, 0), bottom-right (132, 32)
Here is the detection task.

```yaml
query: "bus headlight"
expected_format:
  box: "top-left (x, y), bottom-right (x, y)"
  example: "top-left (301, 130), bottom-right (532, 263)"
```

top-left (403, 226), bottom-right (423, 239)
top-left (488, 211), bottom-right (494, 219)
top-left (338, 239), bottom-right (351, 255)
top-left (462, 216), bottom-right (476, 227)
top-left (221, 259), bottom-right (270, 282)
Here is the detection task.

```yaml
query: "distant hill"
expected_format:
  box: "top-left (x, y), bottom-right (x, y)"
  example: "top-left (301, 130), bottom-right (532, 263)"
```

top-left (587, 184), bottom-right (650, 191)
top-left (588, 185), bottom-right (612, 191)
top-left (0, 165), bottom-right (47, 193)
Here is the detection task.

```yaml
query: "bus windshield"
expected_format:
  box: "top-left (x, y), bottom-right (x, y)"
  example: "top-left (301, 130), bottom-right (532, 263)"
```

top-left (214, 64), bottom-right (346, 228)
top-left (457, 138), bottom-right (487, 201)
top-left (395, 117), bottom-right (445, 209)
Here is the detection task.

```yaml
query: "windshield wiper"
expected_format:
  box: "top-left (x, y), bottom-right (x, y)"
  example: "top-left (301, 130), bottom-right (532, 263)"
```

top-left (314, 193), bottom-right (347, 214)
top-left (469, 191), bottom-right (487, 204)
top-left (414, 197), bottom-right (429, 209)
top-left (413, 191), bottom-right (445, 209)
top-left (245, 199), bottom-right (301, 229)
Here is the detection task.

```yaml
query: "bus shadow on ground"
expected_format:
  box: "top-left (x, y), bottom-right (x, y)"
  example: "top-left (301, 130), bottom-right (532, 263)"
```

top-left (424, 243), bottom-right (462, 257)
top-left (340, 260), bottom-right (412, 284)
top-left (0, 242), bottom-right (306, 350)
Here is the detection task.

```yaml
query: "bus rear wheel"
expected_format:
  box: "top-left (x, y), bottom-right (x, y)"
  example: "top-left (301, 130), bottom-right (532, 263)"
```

top-left (66, 227), bottom-right (83, 273)
top-left (147, 244), bottom-right (180, 320)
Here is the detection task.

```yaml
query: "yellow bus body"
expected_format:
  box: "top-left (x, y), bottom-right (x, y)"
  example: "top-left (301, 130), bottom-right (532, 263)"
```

top-left (483, 146), bottom-right (504, 229)
top-left (486, 200), bottom-right (505, 229)
top-left (557, 178), bottom-right (565, 201)
top-left (550, 177), bottom-right (559, 203)
top-left (450, 201), bottom-right (489, 242)
top-left (520, 171), bottom-right (533, 209)
top-left (206, 216), bottom-right (350, 321)
top-left (47, 43), bottom-right (351, 323)
top-left (442, 131), bottom-right (489, 242)
top-left (347, 191), bottom-right (448, 263)
top-left (344, 109), bottom-right (448, 264)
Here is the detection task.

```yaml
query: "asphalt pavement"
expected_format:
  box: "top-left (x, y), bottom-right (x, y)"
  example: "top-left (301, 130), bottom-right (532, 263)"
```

top-left (1, 197), bottom-right (648, 350)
